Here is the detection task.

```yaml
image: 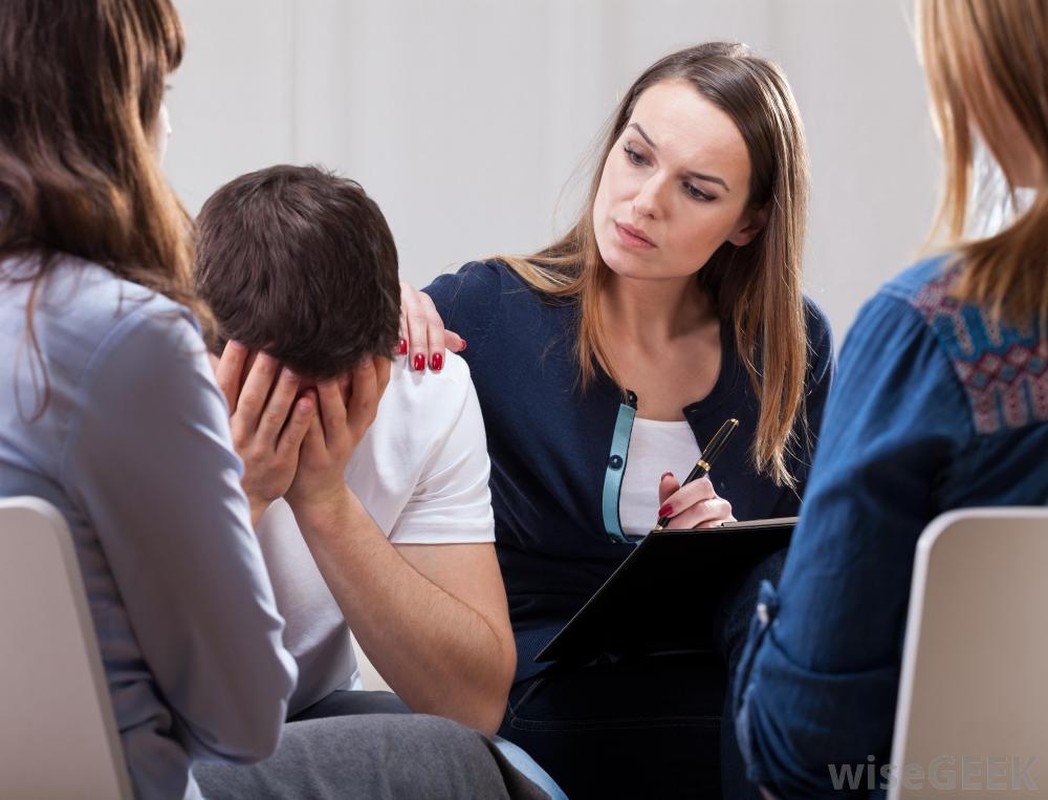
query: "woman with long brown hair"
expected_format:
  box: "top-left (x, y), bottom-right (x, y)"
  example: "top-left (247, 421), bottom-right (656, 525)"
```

top-left (415, 42), bottom-right (835, 798)
top-left (734, 1), bottom-right (1048, 796)
top-left (0, 1), bottom-right (299, 796)
top-left (0, 2), bottom-right (571, 797)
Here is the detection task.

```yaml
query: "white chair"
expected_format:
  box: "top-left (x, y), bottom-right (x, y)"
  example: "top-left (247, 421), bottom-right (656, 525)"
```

top-left (889, 507), bottom-right (1048, 799)
top-left (0, 496), bottom-right (132, 800)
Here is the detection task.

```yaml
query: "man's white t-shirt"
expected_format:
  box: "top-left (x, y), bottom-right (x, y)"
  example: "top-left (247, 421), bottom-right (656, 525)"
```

top-left (255, 353), bottom-right (494, 716)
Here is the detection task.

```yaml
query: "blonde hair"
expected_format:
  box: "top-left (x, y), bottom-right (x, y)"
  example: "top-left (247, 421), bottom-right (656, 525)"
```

top-left (918, 0), bottom-right (1048, 327)
top-left (499, 42), bottom-right (810, 487)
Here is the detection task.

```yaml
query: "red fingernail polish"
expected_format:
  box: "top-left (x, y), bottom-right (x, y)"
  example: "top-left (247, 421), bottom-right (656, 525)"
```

top-left (413, 353), bottom-right (426, 371)
top-left (397, 339), bottom-right (407, 355)
top-left (658, 504), bottom-right (673, 518)
top-left (459, 338), bottom-right (467, 351)
top-left (430, 352), bottom-right (443, 371)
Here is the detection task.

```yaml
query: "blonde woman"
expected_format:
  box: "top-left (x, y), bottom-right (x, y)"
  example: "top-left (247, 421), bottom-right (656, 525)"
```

top-left (409, 42), bottom-right (834, 799)
top-left (733, 1), bottom-right (1048, 797)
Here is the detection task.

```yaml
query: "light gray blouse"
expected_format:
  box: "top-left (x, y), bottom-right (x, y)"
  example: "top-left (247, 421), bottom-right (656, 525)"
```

top-left (0, 257), bottom-right (297, 799)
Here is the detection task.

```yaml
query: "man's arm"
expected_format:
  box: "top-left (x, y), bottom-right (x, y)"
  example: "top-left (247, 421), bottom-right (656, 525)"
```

top-left (295, 493), bottom-right (515, 734)
top-left (287, 359), bottom-right (514, 735)
top-left (220, 346), bottom-right (515, 734)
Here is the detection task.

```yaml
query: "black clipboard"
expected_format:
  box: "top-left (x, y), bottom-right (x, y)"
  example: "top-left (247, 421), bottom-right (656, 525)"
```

top-left (534, 517), bottom-right (796, 664)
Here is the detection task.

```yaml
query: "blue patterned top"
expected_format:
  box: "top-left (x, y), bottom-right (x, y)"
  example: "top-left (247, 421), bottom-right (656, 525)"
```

top-left (912, 265), bottom-right (1047, 434)
top-left (734, 255), bottom-right (1048, 799)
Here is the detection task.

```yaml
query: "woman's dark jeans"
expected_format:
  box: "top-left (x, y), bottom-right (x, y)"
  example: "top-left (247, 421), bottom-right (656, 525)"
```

top-left (498, 548), bottom-right (786, 800)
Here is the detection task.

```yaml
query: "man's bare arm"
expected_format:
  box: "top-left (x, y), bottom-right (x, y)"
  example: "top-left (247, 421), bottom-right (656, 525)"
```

top-left (219, 345), bottom-right (514, 733)
top-left (285, 364), bottom-right (514, 734)
top-left (294, 494), bottom-right (515, 734)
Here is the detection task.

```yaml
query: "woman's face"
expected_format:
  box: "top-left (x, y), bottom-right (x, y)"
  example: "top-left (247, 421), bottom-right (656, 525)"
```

top-left (592, 79), bottom-right (761, 284)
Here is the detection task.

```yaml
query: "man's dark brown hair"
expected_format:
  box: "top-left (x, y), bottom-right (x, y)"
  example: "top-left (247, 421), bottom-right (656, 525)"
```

top-left (195, 164), bottom-right (400, 378)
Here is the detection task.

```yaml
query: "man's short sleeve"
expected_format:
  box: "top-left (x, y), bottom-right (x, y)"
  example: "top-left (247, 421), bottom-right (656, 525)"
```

top-left (349, 353), bottom-right (494, 545)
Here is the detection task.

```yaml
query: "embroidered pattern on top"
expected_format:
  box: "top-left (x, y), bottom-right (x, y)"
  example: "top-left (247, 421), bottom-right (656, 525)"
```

top-left (910, 269), bottom-right (1047, 434)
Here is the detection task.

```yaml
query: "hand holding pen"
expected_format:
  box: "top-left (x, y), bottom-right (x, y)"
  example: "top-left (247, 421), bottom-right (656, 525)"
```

top-left (653, 418), bottom-right (739, 531)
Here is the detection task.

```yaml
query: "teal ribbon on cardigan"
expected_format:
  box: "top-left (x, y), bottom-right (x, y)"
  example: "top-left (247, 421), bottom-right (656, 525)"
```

top-left (602, 392), bottom-right (637, 543)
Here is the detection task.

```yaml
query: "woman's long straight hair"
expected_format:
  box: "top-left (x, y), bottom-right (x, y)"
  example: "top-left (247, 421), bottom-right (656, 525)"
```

top-left (0, 0), bottom-right (212, 412)
top-left (918, 0), bottom-right (1048, 329)
top-left (498, 42), bottom-right (810, 487)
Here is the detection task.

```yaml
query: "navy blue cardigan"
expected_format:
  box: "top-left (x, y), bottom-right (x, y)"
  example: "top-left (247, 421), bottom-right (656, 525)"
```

top-left (426, 259), bottom-right (834, 680)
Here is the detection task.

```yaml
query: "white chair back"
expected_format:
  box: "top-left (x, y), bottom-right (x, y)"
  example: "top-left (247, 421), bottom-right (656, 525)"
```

top-left (889, 507), bottom-right (1048, 799)
top-left (0, 496), bottom-right (132, 799)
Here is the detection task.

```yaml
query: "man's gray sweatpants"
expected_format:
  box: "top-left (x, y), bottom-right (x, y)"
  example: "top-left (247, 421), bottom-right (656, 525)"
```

top-left (194, 713), bottom-right (549, 800)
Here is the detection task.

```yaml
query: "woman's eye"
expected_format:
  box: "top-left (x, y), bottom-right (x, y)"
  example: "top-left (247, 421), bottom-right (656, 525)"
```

top-left (624, 144), bottom-right (647, 166)
top-left (685, 182), bottom-right (714, 202)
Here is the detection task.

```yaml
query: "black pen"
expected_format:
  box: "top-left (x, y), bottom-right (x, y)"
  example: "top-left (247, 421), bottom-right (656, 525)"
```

top-left (652, 418), bottom-right (739, 531)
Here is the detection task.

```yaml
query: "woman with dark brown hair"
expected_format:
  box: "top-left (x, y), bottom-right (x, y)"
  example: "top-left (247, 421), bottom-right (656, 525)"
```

top-left (0, 4), bottom-right (565, 798)
top-left (0, 1), bottom-right (299, 796)
top-left (734, 1), bottom-right (1048, 796)
top-left (407, 41), bottom-right (835, 798)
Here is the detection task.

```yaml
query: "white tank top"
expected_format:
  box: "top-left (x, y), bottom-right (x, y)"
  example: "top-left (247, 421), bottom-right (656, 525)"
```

top-left (618, 417), bottom-right (701, 537)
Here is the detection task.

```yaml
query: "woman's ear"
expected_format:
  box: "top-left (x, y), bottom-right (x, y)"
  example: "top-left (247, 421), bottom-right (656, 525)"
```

top-left (728, 205), bottom-right (769, 247)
